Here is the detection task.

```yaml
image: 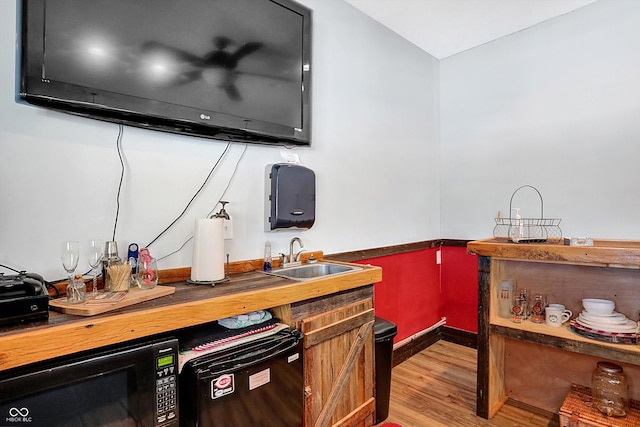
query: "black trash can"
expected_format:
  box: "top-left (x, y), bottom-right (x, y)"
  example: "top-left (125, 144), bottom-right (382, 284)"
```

top-left (374, 316), bottom-right (398, 423)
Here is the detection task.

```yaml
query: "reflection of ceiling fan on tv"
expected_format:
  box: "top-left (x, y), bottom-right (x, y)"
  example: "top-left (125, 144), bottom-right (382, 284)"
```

top-left (141, 36), bottom-right (263, 101)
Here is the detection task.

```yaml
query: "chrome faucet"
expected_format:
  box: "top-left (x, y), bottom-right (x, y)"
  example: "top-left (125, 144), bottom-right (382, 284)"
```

top-left (285, 237), bottom-right (305, 266)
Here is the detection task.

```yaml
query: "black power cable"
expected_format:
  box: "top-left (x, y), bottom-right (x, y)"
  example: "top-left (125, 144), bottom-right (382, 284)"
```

top-left (156, 143), bottom-right (248, 262)
top-left (108, 125), bottom-right (232, 250)
top-left (112, 125), bottom-right (125, 241)
top-left (144, 141), bottom-right (232, 248)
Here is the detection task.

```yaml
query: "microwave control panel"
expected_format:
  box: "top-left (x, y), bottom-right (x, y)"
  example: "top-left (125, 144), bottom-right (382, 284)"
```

top-left (154, 340), bottom-right (179, 426)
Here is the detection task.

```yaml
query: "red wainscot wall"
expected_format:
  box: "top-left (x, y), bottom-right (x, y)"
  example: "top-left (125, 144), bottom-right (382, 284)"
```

top-left (440, 245), bottom-right (478, 333)
top-left (355, 243), bottom-right (479, 344)
top-left (356, 248), bottom-right (441, 344)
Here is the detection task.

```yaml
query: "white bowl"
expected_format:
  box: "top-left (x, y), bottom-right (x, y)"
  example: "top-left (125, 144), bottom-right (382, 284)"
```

top-left (582, 298), bottom-right (615, 315)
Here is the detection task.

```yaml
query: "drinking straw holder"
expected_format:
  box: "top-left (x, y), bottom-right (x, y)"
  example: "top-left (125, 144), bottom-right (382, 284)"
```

top-left (107, 262), bottom-right (131, 292)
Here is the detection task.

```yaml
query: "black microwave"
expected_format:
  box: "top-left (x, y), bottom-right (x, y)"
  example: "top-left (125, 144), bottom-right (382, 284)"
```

top-left (0, 337), bottom-right (179, 427)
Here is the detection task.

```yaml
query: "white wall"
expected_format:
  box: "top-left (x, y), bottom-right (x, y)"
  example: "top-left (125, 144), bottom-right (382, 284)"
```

top-left (440, 0), bottom-right (640, 240)
top-left (0, 0), bottom-right (440, 280)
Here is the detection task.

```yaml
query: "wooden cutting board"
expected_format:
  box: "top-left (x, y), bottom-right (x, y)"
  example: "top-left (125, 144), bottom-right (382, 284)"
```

top-left (50, 286), bottom-right (175, 316)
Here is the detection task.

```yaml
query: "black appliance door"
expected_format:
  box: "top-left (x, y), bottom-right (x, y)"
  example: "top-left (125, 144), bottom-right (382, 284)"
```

top-left (180, 331), bottom-right (303, 427)
top-left (0, 338), bottom-right (178, 427)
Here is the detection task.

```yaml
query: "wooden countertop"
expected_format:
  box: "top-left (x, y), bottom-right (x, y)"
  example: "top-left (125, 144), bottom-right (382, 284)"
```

top-left (0, 261), bottom-right (382, 372)
top-left (467, 238), bottom-right (640, 267)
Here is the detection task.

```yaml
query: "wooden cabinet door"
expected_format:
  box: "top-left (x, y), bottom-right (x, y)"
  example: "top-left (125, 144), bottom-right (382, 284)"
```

top-left (301, 298), bottom-right (375, 427)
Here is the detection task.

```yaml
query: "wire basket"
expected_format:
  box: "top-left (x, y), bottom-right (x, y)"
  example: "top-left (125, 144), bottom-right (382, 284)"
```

top-left (493, 185), bottom-right (562, 243)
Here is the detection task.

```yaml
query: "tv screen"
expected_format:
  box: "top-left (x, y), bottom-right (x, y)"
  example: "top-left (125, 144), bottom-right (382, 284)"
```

top-left (19, 0), bottom-right (312, 146)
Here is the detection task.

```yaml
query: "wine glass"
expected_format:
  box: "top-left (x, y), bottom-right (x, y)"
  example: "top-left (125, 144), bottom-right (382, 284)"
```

top-left (61, 241), bottom-right (80, 301)
top-left (87, 240), bottom-right (103, 296)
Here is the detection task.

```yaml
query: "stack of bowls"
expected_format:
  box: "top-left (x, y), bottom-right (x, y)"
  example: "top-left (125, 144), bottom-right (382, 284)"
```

top-left (576, 299), bottom-right (637, 333)
top-left (582, 299), bottom-right (615, 315)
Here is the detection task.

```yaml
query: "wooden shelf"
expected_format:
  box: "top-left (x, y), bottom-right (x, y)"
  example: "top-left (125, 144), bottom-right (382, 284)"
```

top-left (490, 317), bottom-right (640, 365)
top-left (470, 238), bottom-right (640, 419)
top-left (468, 238), bottom-right (640, 268)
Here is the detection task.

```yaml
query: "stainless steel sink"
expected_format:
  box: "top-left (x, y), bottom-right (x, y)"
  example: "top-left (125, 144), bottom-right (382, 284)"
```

top-left (261, 262), bottom-right (363, 281)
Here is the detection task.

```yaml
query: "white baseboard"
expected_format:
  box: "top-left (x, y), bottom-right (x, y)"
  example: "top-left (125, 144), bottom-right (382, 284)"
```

top-left (392, 317), bottom-right (446, 350)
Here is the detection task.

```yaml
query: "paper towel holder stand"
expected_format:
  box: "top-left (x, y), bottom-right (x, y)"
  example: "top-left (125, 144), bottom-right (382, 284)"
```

top-left (187, 253), bottom-right (230, 286)
top-left (187, 202), bottom-right (232, 286)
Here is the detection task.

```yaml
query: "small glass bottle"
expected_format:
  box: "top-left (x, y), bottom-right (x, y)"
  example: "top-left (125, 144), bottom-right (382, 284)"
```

top-left (263, 241), bottom-right (272, 271)
top-left (66, 274), bottom-right (86, 304)
top-left (518, 288), bottom-right (530, 320)
top-left (591, 361), bottom-right (628, 417)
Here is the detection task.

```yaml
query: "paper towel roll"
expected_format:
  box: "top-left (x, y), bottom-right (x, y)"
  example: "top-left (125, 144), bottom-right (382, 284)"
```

top-left (190, 217), bottom-right (225, 282)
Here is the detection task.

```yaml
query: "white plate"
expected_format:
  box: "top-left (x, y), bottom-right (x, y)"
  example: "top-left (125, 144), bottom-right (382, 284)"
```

top-left (581, 310), bottom-right (625, 318)
top-left (577, 315), bottom-right (624, 326)
top-left (577, 315), bottom-right (633, 327)
top-left (576, 320), bottom-right (637, 334)
top-left (576, 316), bottom-right (637, 333)
top-left (580, 311), bottom-right (628, 324)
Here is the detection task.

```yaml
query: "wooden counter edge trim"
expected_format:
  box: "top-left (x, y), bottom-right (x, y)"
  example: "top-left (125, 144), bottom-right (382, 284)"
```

top-left (467, 238), bottom-right (640, 267)
top-left (326, 240), bottom-right (442, 262)
top-left (0, 266), bottom-right (381, 372)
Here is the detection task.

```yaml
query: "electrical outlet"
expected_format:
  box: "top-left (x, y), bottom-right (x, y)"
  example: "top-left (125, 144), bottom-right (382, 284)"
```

top-left (436, 249), bottom-right (441, 265)
top-left (223, 218), bottom-right (233, 239)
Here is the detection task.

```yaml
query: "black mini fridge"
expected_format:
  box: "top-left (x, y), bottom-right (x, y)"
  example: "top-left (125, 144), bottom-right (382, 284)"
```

top-left (179, 330), bottom-right (304, 427)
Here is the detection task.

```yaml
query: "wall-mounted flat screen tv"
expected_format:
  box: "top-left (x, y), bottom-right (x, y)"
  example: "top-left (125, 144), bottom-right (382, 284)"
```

top-left (19, 0), bottom-right (312, 146)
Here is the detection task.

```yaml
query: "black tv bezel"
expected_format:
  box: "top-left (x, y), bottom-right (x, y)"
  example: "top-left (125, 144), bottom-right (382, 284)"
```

top-left (18, 0), bottom-right (312, 146)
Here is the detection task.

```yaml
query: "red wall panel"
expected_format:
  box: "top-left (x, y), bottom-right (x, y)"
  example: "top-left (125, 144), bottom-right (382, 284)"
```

top-left (356, 248), bottom-right (441, 343)
top-left (355, 244), bottom-right (479, 344)
top-left (440, 246), bottom-right (478, 333)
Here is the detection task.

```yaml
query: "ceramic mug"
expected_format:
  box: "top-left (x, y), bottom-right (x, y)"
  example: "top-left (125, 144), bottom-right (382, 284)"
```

top-left (546, 304), bottom-right (572, 327)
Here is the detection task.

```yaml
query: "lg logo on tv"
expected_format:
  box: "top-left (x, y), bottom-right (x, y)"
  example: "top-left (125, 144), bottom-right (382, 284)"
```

top-left (6, 407), bottom-right (32, 423)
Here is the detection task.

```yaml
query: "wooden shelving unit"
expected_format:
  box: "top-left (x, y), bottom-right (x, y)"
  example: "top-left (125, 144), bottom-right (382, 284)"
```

top-left (468, 239), bottom-right (640, 418)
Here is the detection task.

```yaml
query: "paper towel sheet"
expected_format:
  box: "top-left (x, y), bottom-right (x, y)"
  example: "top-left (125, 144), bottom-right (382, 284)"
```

top-left (191, 217), bottom-right (225, 282)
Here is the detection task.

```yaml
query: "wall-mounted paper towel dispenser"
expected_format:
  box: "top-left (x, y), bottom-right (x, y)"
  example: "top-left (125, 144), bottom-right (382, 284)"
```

top-left (265, 163), bottom-right (315, 231)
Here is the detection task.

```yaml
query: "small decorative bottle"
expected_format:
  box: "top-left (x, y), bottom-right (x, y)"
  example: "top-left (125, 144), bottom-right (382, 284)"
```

top-left (66, 274), bottom-right (86, 304)
top-left (263, 241), bottom-right (273, 271)
top-left (591, 361), bottom-right (628, 417)
top-left (518, 288), bottom-right (530, 320)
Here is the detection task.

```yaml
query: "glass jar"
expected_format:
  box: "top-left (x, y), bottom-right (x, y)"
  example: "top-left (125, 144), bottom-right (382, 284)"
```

top-left (107, 260), bottom-right (131, 292)
top-left (66, 274), bottom-right (86, 304)
top-left (591, 361), bottom-right (628, 417)
top-left (133, 257), bottom-right (158, 290)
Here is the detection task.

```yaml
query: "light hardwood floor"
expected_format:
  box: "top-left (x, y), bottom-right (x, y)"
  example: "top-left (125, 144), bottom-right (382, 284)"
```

top-left (380, 341), bottom-right (560, 427)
